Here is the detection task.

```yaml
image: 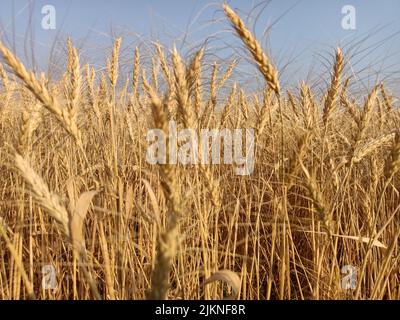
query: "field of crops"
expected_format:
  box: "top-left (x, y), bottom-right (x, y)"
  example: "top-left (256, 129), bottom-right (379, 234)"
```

top-left (0, 3), bottom-right (398, 300)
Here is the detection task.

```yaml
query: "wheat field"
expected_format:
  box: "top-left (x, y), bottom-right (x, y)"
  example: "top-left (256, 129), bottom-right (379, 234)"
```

top-left (0, 4), bottom-right (399, 300)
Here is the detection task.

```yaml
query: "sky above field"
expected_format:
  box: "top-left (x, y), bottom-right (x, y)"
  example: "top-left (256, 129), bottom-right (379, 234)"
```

top-left (0, 0), bottom-right (399, 91)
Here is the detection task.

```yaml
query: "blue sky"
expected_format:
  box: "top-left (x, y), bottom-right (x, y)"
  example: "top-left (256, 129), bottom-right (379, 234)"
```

top-left (0, 0), bottom-right (399, 91)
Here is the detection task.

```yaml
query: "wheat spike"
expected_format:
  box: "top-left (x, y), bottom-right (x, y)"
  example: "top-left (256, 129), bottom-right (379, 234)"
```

top-left (323, 48), bottom-right (344, 126)
top-left (218, 59), bottom-right (237, 88)
top-left (0, 62), bottom-right (10, 90)
top-left (151, 57), bottom-right (159, 90)
top-left (65, 38), bottom-right (81, 121)
top-left (171, 46), bottom-right (195, 128)
top-left (384, 132), bottom-right (400, 181)
top-left (353, 133), bottom-right (395, 164)
top-left (14, 153), bottom-right (70, 238)
top-left (17, 103), bottom-right (41, 156)
top-left (0, 41), bottom-right (81, 142)
top-left (349, 86), bottom-right (379, 162)
top-left (380, 83), bottom-right (392, 112)
top-left (223, 3), bottom-right (280, 95)
top-left (299, 160), bottom-right (333, 235)
top-left (300, 82), bottom-right (313, 129)
top-left (107, 38), bottom-right (122, 89)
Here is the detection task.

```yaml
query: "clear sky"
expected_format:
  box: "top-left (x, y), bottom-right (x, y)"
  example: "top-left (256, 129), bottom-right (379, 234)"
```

top-left (0, 0), bottom-right (399, 92)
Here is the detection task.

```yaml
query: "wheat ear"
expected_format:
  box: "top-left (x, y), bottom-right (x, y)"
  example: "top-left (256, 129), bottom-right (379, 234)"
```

top-left (107, 38), bottom-right (122, 90)
top-left (323, 48), bottom-right (343, 126)
top-left (131, 47), bottom-right (141, 103)
top-left (223, 3), bottom-right (280, 95)
top-left (14, 153), bottom-right (70, 237)
top-left (0, 42), bottom-right (81, 142)
top-left (171, 46), bottom-right (195, 128)
top-left (384, 132), bottom-right (400, 181)
top-left (18, 103), bottom-right (41, 156)
top-left (65, 38), bottom-right (81, 121)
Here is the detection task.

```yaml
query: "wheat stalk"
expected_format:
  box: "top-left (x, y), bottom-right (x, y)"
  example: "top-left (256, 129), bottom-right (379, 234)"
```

top-left (349, 85), bottom-right (379, 162)
top-left (65, 38), bottom-right (81, 121)
top-left (353, 133), bottom-right (395, 164)
top-left (299, 160), bottom-right (333, 236)
top-left (300, 82), bottom-right (313, 130)
top-left (17, 103), bottom-right (41, 156)
top-left (384, 132), bottom-right (400, 181)
top-left (380, 83), bottom-right (392, 112)
top-left (218, 59), bottom-right (237, 88)
top-left (143, 72), bottom-right (182, 300)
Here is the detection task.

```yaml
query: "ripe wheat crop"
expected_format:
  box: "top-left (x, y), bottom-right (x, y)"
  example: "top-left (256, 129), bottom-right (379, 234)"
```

top-left (0, 4), bottom-right (398, 300)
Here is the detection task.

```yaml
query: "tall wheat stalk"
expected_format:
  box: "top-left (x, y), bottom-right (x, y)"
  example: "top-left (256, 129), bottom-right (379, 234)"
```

top-left (142, 74), bottom-right (182, 300)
